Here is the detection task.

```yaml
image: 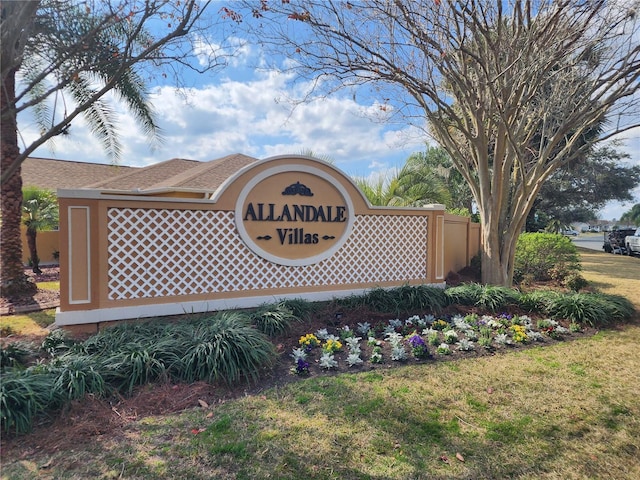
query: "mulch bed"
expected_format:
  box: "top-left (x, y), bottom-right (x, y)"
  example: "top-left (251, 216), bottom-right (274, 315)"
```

top-left (0, 266), bottom-right (60, 315)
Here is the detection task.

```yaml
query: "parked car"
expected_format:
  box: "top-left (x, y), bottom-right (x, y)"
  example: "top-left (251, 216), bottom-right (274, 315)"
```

top-left (563, 229), bottom-right (579, 236)
top-left (625, 227), bottom-right (640, 256)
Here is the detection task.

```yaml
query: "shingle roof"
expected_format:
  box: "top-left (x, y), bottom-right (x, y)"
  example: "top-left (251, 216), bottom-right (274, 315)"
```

top-left (148, 153), bottom-right (258, 191)
top-left (22, 154), bottom-right (260, 194)
top-left (22, 157), bottom-right (135, 190)
top-left (86, 158), bottom-right (201, 190)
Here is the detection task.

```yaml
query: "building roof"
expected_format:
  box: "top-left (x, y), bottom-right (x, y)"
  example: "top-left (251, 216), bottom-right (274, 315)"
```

top-left (23, 154), bottom-right (260, 195)
top-left (85, 153), bottom-right (258, 193)
top-left (86, 158), bottom-right (201, 190)
top-left (147, 153), bottom-right (258, 191)
top-left (22, 157), bottom-right (136, 190)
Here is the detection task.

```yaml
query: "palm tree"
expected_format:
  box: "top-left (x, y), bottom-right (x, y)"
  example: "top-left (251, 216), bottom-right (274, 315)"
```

top-left (355, 158), bottom-right (451, 208)
top-left (1, 2), bottom-right (161, 296)
top-left (22, 187), bottom-right (59, 274)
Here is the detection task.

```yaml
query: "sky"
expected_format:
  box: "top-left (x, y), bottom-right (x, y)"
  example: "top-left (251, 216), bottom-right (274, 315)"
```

top-left (20, 14), bottom-right (640, 223)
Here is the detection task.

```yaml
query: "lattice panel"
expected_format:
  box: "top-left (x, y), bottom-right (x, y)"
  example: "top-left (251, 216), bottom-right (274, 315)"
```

top-left (107, 208), bottom-right (428, 300)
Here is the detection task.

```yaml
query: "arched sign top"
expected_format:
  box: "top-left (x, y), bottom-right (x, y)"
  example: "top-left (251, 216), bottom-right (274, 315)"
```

top-left (235, 164), bottom-right (355, 266)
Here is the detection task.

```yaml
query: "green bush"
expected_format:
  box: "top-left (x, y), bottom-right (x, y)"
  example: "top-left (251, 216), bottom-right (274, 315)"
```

top-left (0, 369), bottom-right (58, 434)
top-left (514, 233), bottom-right (581, 283)
top-left (250, 302), bottom-right (300, 337)
top-left (445, 283), bottom-right (520, 312)
top-left (544, 292), bottom-right (635, 326)
top-left (180, 312), bottom-right (276, 384)
top-left (0, 342), bottom-right (36, 370)
top-left (41, 329), bottom-right (76, 357)
top-left (518, 289), bottom-right (561, 312)
top-left (49, 355), bottom-right (107, 401)
top-left (338, 284), bottom-right (448, 314)
top-left (563, 273), bottom-right (589, 292)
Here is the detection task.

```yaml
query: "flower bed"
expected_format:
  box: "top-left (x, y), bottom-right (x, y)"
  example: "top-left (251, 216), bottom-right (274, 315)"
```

top-left (289, 313), bottom-right (578, 376)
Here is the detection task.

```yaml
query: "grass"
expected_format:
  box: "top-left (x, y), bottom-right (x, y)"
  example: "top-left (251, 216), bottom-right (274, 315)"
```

top-left (2, 249), bottom-right (640, 479)
top-left (0, 309), bottom-right (55, 336)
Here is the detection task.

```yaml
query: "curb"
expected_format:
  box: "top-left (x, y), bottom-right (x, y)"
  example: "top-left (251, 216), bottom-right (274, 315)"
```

top-left (0, 301), bottom-right (59, 316)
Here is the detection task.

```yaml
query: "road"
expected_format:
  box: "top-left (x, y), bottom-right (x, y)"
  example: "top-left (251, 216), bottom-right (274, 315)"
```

top-left (570, 233), bottom-right (605, 252)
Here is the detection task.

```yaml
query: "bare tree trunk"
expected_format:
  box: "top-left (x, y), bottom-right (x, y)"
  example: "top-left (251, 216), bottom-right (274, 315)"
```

top-left (480, 222), bottom-right (511, 286)
top-left (26, 228), bottom-right (42, 274)
top-left (1, 67), bottom-right (35, 296)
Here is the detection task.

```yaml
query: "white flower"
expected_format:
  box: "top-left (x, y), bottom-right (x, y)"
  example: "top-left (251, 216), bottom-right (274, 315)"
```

top-left (443, 329), bottom-right (458, 343)
top-left (453, 317), bottom-right (472, 332)
top-left (437, 343), bottom-right (451, 355)
top-left (422, 327), bottom-right (437, 336)
top-left (465, 330), bottom-right (478, 340)
top-left (457, 338), bottom-right (475, 351)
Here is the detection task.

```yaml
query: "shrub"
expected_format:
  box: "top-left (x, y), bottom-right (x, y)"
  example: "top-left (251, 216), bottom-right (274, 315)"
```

top-left (563, 273), bottom-right (589, 292)
top-left (1, 342), bottom-right (36, 370)
top-left (544, 292), bottom-right (635, 326)
top-left (49, 355), bottom-right (107, 401)
top-left (0, 369), bottom-right (58, 434)
top-left (41, 329), bottom-right (76, 357)
top-left (250, 302), bottom-right (300, 337)
top-left (514, 233), bottom-right (581, 283)
top-left (180, 312), bottom-right (275, 385)
top-left (445, 283), bottom-right (519, 312)
top-left (518, 289), bottom-right (561, 312)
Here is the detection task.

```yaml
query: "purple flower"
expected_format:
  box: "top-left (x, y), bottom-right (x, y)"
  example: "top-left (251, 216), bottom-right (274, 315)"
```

top-left (295, 358), bottom-right (310, 375)
top-left (408, 334), bottom-right (426, 348)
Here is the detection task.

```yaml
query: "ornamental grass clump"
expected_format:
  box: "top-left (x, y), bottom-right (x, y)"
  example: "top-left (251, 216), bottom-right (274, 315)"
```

top-left (179, 312), bottom-right (275, 385)
top-left (250, 302), bottom-right (300, 337)
top-left (0, 341), bottom-right (35, 370)
top-left (544, 292), bottom-right (635, 326)
top-left (49, 355), bottom-right (107, 402)
top-left (0, 369), bottom-right (60, 434)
